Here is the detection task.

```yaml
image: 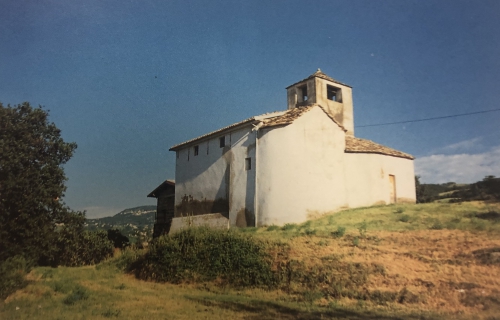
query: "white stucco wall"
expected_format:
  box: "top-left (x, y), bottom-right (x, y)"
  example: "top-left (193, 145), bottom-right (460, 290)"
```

top-left (175, 134), bottom-right (229, 204)
top-left (255, 106), bottom-right (415, 226)
top-left (344, 153), bottom-right (416, 207)
top-left (174, 126), bottom-right (256, 227)
top-left (173, 106), bottom-right (415, 229)
top-left (226, 128), bottom-right (257, 227)
top-left (256, 106), bottom-right (348, 226)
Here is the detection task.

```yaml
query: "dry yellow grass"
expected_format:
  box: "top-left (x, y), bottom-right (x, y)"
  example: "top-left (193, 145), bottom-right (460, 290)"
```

top-left (2, 201), bottom-right (499, 319)
top-left (285, 229), bottom-right (500, 316)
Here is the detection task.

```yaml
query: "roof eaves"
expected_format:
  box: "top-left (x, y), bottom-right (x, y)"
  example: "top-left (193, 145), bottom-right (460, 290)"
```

top-left (344, 149), bottom-right (415, 160)
top-left (260, 104), bottom-right (348, 132)
top-left (344, 137), bottom-right (414, 160)
top-left (260, 105), bottom-right (313, 128)
top-left (286, 70), bottom-right (352, 89)
top-left (169, 111), bottom-right (286, 151)
top-left (147, 179), bottom-right (175, 198)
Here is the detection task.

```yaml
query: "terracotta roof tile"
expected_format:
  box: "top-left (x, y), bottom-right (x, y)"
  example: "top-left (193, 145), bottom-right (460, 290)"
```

top-left (261, 105), bottom-right (346, 132)
top-left (286, 69), bottom-right (352, 89)
top-left (345, 136), bottom-right (414, 159)
top-left (261, 106), bottom-right (313, 127)
top-left (169, 111), bottom-right (285, 150)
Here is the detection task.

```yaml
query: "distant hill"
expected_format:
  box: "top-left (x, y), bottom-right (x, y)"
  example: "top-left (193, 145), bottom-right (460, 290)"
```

top-left (419, 176), bottom-right (500, 203)
top-left (85, 205), bottom-right (156, 243)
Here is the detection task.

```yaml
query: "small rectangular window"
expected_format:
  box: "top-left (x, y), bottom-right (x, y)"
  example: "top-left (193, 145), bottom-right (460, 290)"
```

top-left (245, 157), bottom-right (251, 170)
top-left (219, 136), bottom-right (225, 148)
top-left (194, 145), bottom-right (199, 156)
top-left (327, 85), bottom-right (341, 102)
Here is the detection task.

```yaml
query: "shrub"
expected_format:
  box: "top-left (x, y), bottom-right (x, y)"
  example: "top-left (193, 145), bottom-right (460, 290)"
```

top-left (0, 256), bottom-right (30, 299)
top-left (358, 221), bottom-right (367, 238)
top-left (399, 214), bottom-right (410, 223)
top-left (398, 287), bottom-right (421, 304)
top-left (56, 229), bottom-right (114, 266)
top-left (108, 246), bottom-right (145, 271)
top-left (352, 237), bottom-right (360, 247)
top-left (472, 247), bottom-right (500, 265)
top-left (370, 290), bottom-right (397, 305)
top-left (266, 225), bottom-right (280, 231)
top-left (107, 229), bottom-right (130, 248)
top-left (430, 221), bottom-right (444, 230)
top-left (63, 285), bottom-right (89, 305)
top-left (282, 223), bottom-right (298, 231)
top-left (133, 227), bottom-right (278, 287)
top-left (317, 240), bottom-right (329, 246)
top-left (51, 280), bottom-right (73, 294)
top-left (304, 228), bottom-right (316, 236)
top-left (332, 226), bottom-right (346, 238)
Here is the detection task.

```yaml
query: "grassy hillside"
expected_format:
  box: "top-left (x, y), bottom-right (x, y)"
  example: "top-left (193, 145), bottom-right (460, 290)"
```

top-left (85, 206), bottom-right (156, 243)
top-left (419, 177), bottom-right (500, 203)
top-left (2, 202), bottom-right (500, 319)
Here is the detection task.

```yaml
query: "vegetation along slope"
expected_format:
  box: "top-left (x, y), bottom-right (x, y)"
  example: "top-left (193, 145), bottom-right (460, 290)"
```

top-left (2, 201), bottom-right (500, 320)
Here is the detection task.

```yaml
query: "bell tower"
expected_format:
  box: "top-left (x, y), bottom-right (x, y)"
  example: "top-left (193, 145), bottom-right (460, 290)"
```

top-left (286, 69), bottom-right (354, 135)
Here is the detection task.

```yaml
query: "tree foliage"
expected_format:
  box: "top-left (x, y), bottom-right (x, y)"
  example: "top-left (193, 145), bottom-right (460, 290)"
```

top-left (107, 228), bottom-right (130, 249)
top-left (0, 102), bottom-right (81, 263)
top-left (415, 176), bottom-right (426, 203)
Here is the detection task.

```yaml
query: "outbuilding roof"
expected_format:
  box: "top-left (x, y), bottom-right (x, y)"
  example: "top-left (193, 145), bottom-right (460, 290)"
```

top-left (286, 69), bottom-right (352, 89)
top-left (147, 179), bottom-right (175, 198)
top-left (345, 136), bottom-right (414, 159)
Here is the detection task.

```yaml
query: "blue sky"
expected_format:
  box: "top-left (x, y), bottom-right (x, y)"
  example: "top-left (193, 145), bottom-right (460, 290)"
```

top-left (1, 0), bottom-right (499, 218)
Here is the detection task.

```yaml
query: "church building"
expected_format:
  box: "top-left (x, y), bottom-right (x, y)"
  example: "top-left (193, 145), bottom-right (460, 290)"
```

top-left (150, 70), bottom-right (416, 235)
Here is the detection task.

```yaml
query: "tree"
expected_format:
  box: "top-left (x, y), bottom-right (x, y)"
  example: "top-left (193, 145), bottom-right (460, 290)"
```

top-left (415, 175), bottom-right (427, 203)
top-left (481, 175), bottom-right (500, 201)
top-left (107, 228), bottom-right (130, 249)
top-left (0, 102), bottom-right (80, 263)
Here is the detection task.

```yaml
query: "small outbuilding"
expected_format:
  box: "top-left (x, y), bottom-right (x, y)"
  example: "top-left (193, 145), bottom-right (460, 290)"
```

top-left (147, 179), bottom-right (175, 237)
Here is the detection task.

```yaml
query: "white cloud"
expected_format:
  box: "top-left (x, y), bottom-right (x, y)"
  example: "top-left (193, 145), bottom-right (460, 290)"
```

top-left (441, 137), bottom-right (482, 153)
top-left (415, 145), bottom-right (500, 184)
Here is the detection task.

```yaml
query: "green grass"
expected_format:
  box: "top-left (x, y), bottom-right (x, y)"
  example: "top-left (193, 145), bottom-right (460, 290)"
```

top-left (244, 202), bottom-right (500, 238)
top-left (0, 264), bottom-right (440, 320)
top-left (2, 202), bottom-right (500, 320)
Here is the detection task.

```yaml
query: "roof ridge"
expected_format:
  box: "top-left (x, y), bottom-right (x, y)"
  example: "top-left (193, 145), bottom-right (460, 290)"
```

top-left (261, 104), bottom-right (347, 132)
top-left (345, 136), bottom-right (414, 160)
top-left (169, 110), bottom-right (286, 150)
top-left (286, 69), bottom-right (352, 89)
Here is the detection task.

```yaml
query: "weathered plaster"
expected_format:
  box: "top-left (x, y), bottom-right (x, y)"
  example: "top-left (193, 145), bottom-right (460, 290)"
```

top-left (173, 126), bottom-right (256, 227)
top-left (256, 106), bottom-right (348, 226)
top-left (169, 213), bottom-right (229, 234)
top-left (168, 72), bottom-right (416, 230)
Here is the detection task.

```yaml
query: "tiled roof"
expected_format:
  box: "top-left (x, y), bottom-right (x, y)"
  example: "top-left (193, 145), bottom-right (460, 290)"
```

top-left (286, 69), bottom-right (352, 89)
top-left (345, 136), bottom-right (414, 160)
top-left (169, 111), bottom-right (285, 151)
top-left (170, 105), bottom-right (351, 150)
top-left (261, 105), bottom-right (346, 132)
top-left (147, 179), bottom-right (175, 198)
top-left (169, 104), bottom-right (412, 160)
